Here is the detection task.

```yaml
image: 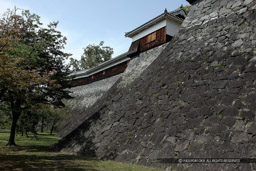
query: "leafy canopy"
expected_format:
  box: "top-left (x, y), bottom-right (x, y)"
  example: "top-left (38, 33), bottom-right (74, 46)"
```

top-left (0, 8), bottom-right (71, 145)
top-left (69, 41), bottom-right (113, 71)
top-left (182, 5), bottom-right (192, 14)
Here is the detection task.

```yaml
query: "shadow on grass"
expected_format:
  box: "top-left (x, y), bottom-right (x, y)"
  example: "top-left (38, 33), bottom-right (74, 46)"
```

top-left (0, 142), bottom-right (101, 170)
top-left (0, 152), bottom-right (101, 170)
top-left (6, 144), bottom-right (58, 152)
top-left (0, 130), bottom-right (101, 170)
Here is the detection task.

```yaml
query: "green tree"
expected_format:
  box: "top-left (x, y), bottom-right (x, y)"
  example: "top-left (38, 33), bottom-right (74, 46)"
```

top-left (68, 58), bottom-right (80, 72)
top-left (69, 41), bottom-right (113, 71)
top-left (0, 105), bottom-right (10, 129)
top-left (35, 103), bottom-right (68, 135)
top-left (17, 104), bottom-right (68, 137)
top-left (183, 5), bottom-right (192, 14)
top-left (0, 8), bottom-right (72, 146)
top-left (17, 107), bottom-right (40, 139)
top-left (47, 106), bottom-right (68, 135)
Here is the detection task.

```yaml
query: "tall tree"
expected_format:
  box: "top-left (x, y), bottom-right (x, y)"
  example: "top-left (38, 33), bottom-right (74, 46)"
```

top-left (0, 8), bottom-right (71, 146)
top-left (17, 104), bottom-right (68, 136)
top-left (68, 41), bottom-right (113, 71)
top-left (68, 58), bottom-right (80, 72)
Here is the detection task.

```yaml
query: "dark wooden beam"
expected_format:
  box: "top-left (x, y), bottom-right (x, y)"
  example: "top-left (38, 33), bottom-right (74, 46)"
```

top-left (68, 61), bottom-right (129, 87)
top-left (186, 0), bottom-right (203, 5)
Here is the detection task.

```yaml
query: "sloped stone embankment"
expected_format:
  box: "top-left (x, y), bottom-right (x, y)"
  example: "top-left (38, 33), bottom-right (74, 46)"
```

top-left (57, 0), bottom-right (256, 170)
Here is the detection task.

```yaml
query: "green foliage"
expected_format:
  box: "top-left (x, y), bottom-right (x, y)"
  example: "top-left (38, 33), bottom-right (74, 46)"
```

top-left (39, 104), bottom-right (68, 134)
top-left (68, 58), bottom-right (80, 72)
top-left (183, 5), bottom-right (192, 14)
top-left (69, 41), bottom-right (113, 71)
top-left (153, 93), bottom-right (159, 98)
top-left (0, 112), bottom-right (10, 129)
top-left (17, 109), bottom-right (39, 135)
top-left (0, 7), bottom-right (72, 145)
top-left (16, 104), bottom-right (68, 136)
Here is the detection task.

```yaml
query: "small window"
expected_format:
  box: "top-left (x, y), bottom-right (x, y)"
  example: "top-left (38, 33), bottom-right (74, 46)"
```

top-left (146, 32), bottom-right (156, 43)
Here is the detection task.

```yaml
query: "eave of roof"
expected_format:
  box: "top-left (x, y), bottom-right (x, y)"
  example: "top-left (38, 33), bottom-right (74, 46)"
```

top-left (170, 6), bottom-right (188, 17)
top-left (125, 11), bottom-right (184, 38)
top-left (71, 52), bottom-right (130, 79)
top-left (186, 0), bottom-right (203, 5)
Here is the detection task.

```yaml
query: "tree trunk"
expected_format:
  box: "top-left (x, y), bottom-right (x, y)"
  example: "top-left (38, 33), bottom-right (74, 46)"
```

top-left (41, 118), bottom-right (44, 133)
top-left (25, 130), bottom-right (29, 138)
top-left (50, 121), bottom-right (56, 135)
top-left (7, 110), bottom-right (20, 146)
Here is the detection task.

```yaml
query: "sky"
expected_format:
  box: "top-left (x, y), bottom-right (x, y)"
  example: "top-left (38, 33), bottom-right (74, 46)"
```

top-left (0, 0), bottom-right (189, 61)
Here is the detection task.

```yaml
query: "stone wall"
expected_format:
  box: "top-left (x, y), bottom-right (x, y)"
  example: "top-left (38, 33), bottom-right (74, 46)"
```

top-left (118, 44), bottom-right (168, 88)
top-left (57, 43), bottom-right (167, 138)
top-left (56, 0), bottom-right (256, 170)
top-left (58, 74), bottom-right (121, 137)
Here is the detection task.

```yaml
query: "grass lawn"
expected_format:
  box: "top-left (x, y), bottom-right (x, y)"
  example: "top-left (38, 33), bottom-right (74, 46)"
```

top-left (0, 129), bottom-right (165, 171)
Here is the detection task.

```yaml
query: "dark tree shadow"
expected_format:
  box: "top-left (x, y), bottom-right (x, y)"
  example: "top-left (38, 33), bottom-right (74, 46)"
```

top-left (0, 152), bottom-right (101, 170)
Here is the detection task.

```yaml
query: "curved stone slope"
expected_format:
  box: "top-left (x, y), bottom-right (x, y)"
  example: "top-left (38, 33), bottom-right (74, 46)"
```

top-left (57, 74), bottom-right (121, 137)
top-left (57, 0), bottom-right (256, 170)
top-left (57, 44), bottom-right (167, 138)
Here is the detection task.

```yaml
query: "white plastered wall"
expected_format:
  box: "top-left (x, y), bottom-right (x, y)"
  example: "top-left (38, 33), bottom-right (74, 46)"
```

top-left (166, 19), bottom-right (181, 37)
top-left (131, 20), bottom-right (166, 42)
top-left (131, 19), bottom-right (181, 42)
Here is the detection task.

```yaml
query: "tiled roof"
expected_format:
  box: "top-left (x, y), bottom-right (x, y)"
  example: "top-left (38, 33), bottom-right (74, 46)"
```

top-left (70, 52), bottom-right (130, 79)
top-left (125, 7), bottom-right (186, 38)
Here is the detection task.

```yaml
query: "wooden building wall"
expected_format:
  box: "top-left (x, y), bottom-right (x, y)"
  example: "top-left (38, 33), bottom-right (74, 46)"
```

top-left (68, 61), bottom-right (129, 87)
top-left (139, 27), bottom-right (166, 52)
top-left (128, 27), bottom-right (169, 57)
